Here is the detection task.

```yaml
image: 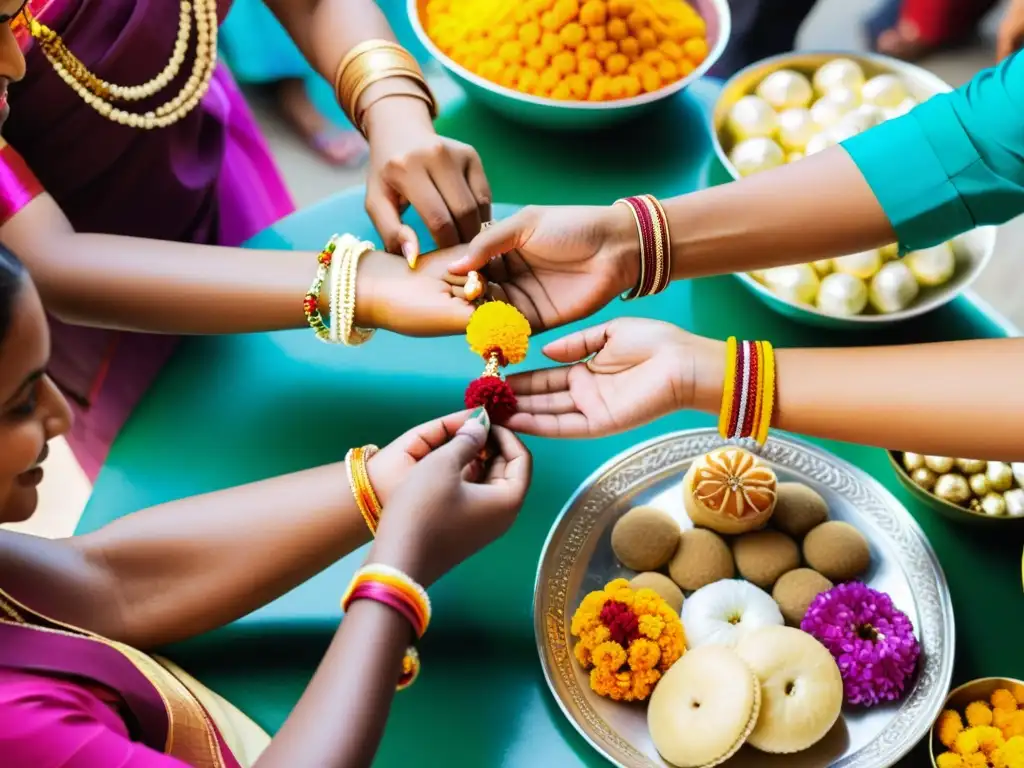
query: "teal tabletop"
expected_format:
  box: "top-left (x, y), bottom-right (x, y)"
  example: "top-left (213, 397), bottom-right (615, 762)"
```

top-left (79, 79), bottom-right (1023, 766)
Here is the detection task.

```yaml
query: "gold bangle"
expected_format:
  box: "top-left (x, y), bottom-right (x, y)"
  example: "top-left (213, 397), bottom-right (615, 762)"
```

top-left (334, 41), bottom-right (435, 121)
top-left (338, 236), bottom-right (375, 346)
top-left (346, 444), bottom-right (382, 534)
top-left (344, 66), bottom-right (434, 126)
top-left (333, 39), bottom-right (409, 100)
top-left (356, 85), bottom-right (436, 136)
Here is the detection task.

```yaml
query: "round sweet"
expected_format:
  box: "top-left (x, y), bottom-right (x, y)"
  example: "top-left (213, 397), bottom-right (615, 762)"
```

top-left (810, 90), bottom-right (858, 128)
top-left (882, 97), bottom-right (918, 120)
top-left (816, 272), bottom-right (868, 316)
top-left (772, 482), bottom-right (829, 539)
top-left (727, 95), bottom-right (779, 141)
top-left (1012, 462), bottom-right (1024, 486)
top-left (879, 242), bottom-right (900, 261)
top-left (934, 473), bottom-right (971, 505)
top-left (1005, 488), bottom-right (1024, 517)
top-left (982, 492), bottom-right (1007, 517)
top-left (732, 530), bottom-right (800, 589)
top-left (681, 579), bottom-right (784, 648)
top-left (630, 572), bottom-right (685, 615)
top-left (802, 521), bottom-right (871, 582)
top-left (987, 461), bottom-right (1014, 492)
top-left (911, 467), bottom-right (937, 491)
top-left (757, 69), bottom-right (814, 110)
top-left (762, 264), bottom-right (820, 305)
top-left (869, 261), bottom-right (919, 313)
top-left (772, 568), bottom-right (834, 626)
top-left (906, 242), bottom-right (955, 287)
top-left (861, 74), bottom-right (910, 108)
top-left (683, 448), bottom-right (779, 535)
top-left (610, 506), bottom-right (681, 571)
top-left (902, 452), bottom-right (926, 472)
top-left (804, 131), bottom-right (835, 156)
top-left (832, 249), bottom-right (882, 280)
top-left (812, 58), bottom-right (865, 95)
top-left (956, 458), bottom-right (987, 475)
top-left (924, 455), bottom-right (955, 474)
top-left (648, 645), bottom-right (761, 768)
top-left (734, 626), bottom-right (843, 754)
top-left (668, 528), bottom-right (735, 592)
top-left (729, 137), bottom-right (785, 177)
top-left (811, 259), bottom-right (833, 276)
top-left (776, 107), bottom-right (816, 151)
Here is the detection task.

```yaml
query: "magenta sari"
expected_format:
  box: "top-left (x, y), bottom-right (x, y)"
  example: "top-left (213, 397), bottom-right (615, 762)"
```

top-left (2, 0), bottom-right (295, 480)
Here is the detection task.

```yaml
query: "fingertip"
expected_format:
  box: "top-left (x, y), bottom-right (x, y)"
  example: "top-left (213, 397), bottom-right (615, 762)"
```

top-left (399, 226), bottom-right (420, 268)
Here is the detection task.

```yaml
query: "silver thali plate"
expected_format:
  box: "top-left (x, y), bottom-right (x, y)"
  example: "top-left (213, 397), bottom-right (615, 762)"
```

top-left (533, 428), bottom-right (954, 768)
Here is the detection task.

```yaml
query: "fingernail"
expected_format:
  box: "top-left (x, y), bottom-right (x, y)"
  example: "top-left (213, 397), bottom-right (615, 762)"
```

top-left (469, 406), bottom-right (491, 431)
top-left (402, 242), bottom-right (417, 269)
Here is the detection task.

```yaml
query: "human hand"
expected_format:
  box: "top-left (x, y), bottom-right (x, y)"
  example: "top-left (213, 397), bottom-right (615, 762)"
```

top-left (504, 318), bottom-right (724, 438)
top-left (998, 0), bottom-right (1024, 60)
top-left (445, 204), bottom-right (641, 332)
top-left (363, 98), bottom-right (491, 266)
top-left (368, 408), bottom-right (532, 587)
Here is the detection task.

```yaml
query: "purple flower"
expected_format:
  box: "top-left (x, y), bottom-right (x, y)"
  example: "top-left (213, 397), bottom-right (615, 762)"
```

top-left (800, 582), bottom-right (921, 708)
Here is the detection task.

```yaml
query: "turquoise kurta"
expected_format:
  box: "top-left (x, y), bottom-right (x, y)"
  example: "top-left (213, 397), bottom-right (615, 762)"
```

top-left (842, 52), bottom-right (1024, 251)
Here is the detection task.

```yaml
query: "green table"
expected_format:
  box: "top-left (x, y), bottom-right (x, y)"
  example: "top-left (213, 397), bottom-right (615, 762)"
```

top-left (80, 78), bottom-right (1023, 766)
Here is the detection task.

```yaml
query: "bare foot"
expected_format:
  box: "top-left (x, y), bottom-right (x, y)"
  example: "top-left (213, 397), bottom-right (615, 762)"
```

top-left (275, 78), bottom-right (367, 167)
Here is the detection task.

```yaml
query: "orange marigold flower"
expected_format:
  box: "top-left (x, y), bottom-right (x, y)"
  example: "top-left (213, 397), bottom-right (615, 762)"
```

top-left (570, 608), bottom-right (596, 636)
top-left (631, 588), bottom-right (662, 616)
top-left (993, 690), bottom-right (1019, 712)
top-left (935, 752), bottom-right (963, 768)
top-left (580, 624), bottom-right (611, 650)
top-left (630, 668), bottom-right (661, 701)
top-left (966, 701), bottom-right (994, 727)
top-left (591, 641), bottom-right (627, 673)
top-left (573, 640), bottom-right (591, 668)
top-left (976, 726), bottom-right (1005, 754)
top-left (961, 753), bottom-right (986, 768)
top-left (938, 710), bottom-right (965, 748)
top-left (997, 709), bottom-right (1014, 730)
top-left (638, 613), bottom-right (665, 640)
top-left (1014, 685), bottom-right (1024, 706)
top-left (954, 730), bottom-right (980, 756)
top-left (1008, 711), bottom-right (1024, 738)
top-left (628, 638), bottom-right (662, 672)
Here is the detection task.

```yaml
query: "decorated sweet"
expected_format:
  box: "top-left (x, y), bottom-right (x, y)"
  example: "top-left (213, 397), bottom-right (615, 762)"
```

top-left (804, 131), bottom-right (835, 156)
top-left (771, 482), bottom-right (829, 539)
top-left (729, 137), bottom-right (785, 177)
top-left (728, 95), bottom-right (779, 140)
top-left (869, 260), bottom-right (919, 313)
top-left (812, 58), bottom-right (865, 95)
top-left (903, 452), bottom-right (926, 472)
top-left (935, 473), bottom-right (972, 505)
top-left (681, 579), bottom-right (784, 648)
top-left (907, 242), bottom-right (956, 286)
top-left (611, 505), bottom-right (681, 571)
top-left (570, 578), bottom-right (686, 702)
top-left (668, 528), bottom-right (735, 591)
top-left (464, 301), bottom-right (531, 421)
top-left (423, 0), bottom-right (710, 101)
top-left (861, 73), bottom-right (910, 108)
top-left (735, 625), bottom-right (844, 753)
top-left (802, 582), bottom-right (920, 708)
top-left (833, 249), bottom-right (882, 280)
top-left (776, 107), bottom-right (816, 151)
top-left (683, 447), bottom-right (779, 534)
top-left (761, 264), bottom-right (820, 305)
top-left (647, 645), bottom-right (761, 768)
top-left (732, 530), bottom-right (800, 589)
top-left (926, 456), bottom-right (957, 474)
top-left (756, 69), bottom-right (813, 110)
top-left (934, 687), bottom-right (1024, 767)
top-left (816, 272), bottom-right (868, 316)
top-left (802, 521), bottom-right (871, 582)
top-left (630, 572), bottom-right (684, 614)
top-left (772, 568), bottom-right (833, 626)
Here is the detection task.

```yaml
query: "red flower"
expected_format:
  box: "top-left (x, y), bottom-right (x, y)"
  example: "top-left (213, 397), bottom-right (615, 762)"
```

top-left (464, 376), bottom-right (517, 422)
top-left (600, 600), bottom-right (640, 647)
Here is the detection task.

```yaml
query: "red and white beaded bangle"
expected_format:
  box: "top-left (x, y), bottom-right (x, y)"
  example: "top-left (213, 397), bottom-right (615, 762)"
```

top-left (615, 194), bottom-right (671, 300)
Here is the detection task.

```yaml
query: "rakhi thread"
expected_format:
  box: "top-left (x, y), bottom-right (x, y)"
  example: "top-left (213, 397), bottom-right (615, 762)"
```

top-left (718, 337), bottom-right (776, 448)
top-left (464, 300), bottom-right (531, 422)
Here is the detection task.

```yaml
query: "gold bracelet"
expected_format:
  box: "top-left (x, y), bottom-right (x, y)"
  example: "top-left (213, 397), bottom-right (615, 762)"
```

top-left (344, 66), bottom-right (434, 129)
top-left (356, 84), bottom-right (436, 136)
top-left (345, 444), bottom-right (381, 534)
top-left (334, 40), bottom-right (436, 125)
top-left (338, 235), bottom-right (375, 346)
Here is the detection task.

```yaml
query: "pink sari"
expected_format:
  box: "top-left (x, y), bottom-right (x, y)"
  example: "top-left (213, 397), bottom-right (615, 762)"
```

top-left (2, 0), bottom-right (295, 480)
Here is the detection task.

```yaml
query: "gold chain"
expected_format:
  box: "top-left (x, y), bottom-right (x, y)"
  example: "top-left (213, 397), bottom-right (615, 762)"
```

top-left (24, 0), bottom-right (218, 129)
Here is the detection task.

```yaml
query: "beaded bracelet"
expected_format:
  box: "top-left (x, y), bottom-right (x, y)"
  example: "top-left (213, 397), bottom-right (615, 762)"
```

top-left (304, 234), bottom-right (376, 345)
top-left (302, 235), bottom-right (339, 341)
top-left (346, 445), bottom-right (382, 535)
top-left (718, 337), bottom-right (776, 448)
top-left (616, 194), bottom-right (672, 300)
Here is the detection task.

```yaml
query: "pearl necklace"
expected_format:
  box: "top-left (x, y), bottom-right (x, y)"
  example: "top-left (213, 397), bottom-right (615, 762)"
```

top-left (24, 0), bottom-right (218, 129)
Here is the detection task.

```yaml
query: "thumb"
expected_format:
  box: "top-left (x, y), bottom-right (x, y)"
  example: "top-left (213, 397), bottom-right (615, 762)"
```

top-left (542, 322), bottom-right (612, 364)
top-left (434, 408), bottom-right (491, 468)
top-left (448, 210), bottom-right (531, 275)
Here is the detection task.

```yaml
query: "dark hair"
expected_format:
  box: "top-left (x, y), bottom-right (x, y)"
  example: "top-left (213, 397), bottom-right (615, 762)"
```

top-left (0, 246), bottom-right (26, 345)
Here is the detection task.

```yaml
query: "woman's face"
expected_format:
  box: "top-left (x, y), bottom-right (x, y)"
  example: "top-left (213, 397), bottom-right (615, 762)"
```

top-left (0, 1), bottom-right (28, 130)
top-left (0, 279), bottom-right (72, 524)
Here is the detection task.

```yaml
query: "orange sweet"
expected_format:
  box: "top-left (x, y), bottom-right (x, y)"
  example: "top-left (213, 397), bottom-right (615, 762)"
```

top-left (683, 447), bottom-right (779, 535)
top-left (424, 0), bottom-right (708, 101)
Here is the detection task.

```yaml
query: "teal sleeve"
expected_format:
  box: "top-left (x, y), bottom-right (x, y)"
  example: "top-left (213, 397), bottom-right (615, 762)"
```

top-left (841, 52), bottom-right (1024, 251)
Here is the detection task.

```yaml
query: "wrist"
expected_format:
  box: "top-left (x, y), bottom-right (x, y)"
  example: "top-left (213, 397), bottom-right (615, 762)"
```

top-left (367, 535), bottom-right (433, 588)
top-left (599, 202), bottom-right (641, 296)
top-left (354, 250), bottom-right (385, 330)
top-left (361, 83), bottom-right (434, 141)
top-left (682, 335), bottom-right (726, 415)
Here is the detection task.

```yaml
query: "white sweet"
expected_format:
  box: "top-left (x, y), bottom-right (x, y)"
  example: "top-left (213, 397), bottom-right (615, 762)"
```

top-left (869, 261), bottom-right (920, 313)
top-left (730, 137), bottom-right (785, 177)
top-left (816, 272), bottom-right (868, 316)
top-left (757, 69), bottom-right (814, 110)
top-left (831, 104), bottom-right (883, 139)
top-left (1012, 462), bottom-right (1024, 487)
top-left (762, 264), bottom-right (820, 304)
top-left (777, 107), bottom-right (817, 151)
top-left (879, 243), bottom-right (900, 261)
top-left (833, 249), bottom-right (882, 279)
top-left (727, 95), bottom-right (779, 140)
top-left (804, 132), bottom-right (835, 156)
top-left (681, 579), bottom-right (784, 649)
top-left (861, 74), bottom-right (911, 108)
top-left (810, 88), bottom-right (859, 128)
top-left (883, 97), bottom-right (918, 121)
top-left (906, 242), bottom-right (956, 286)
top-left (812, 58), bottom-right (865, 95)
top-left (811, 259), bottom-right (833, 276)
top-left (1005, 488), bottom-right (1024, 518)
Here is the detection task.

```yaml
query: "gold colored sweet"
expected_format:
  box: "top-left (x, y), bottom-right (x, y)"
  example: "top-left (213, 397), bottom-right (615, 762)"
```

top-left (683, 447), bottom-right (779, 535)
top-left (756, 69), bottom-right (813, 110)
top-left (911, 467), bottom-right (937, 492)
top-left (957, 458), bottom-right (987, 475)
top-left (924, 456), bottom-right (955, 474)
top-left (968, 473), bottom-right (989, 497)
top-left (816, 272), bottom-right (867, 317)
top-left (860, 74), bottom-right (910, 108)
top-left (906, 243), bottom-right (955, 287)
top-left (811, 259), bottom-right (832, 276)
top-left (988, 462), bottom-right (1014, 492)
top-left (903, 452), bottom-right (926, 472)
top-left (869, 261), bottom-right (919, 313)
top-left (1005, 488), bottom-right (1024, 517)
top-left (728, 95), bottom-right (779, 140)
top-left (832, 250), bottom-right (882, 280)
top-left (762, 264), bottom-right (820, 305)
top-left (982, 492), bottom-right (1008, 517)
top-left (730, 137), bottom-right (785, 177)
top-left (1013, 462), bottom-right (1024, 487)
top-left (934, 474), bottom-right (971, 506)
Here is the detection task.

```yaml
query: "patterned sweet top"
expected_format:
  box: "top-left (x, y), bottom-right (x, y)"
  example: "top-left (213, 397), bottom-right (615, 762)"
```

top-left (690, 447), bottom-right (778, 519)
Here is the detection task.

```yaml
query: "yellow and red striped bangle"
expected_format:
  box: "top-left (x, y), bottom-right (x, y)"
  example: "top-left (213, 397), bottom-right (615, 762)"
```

top-left (718, 337), bottom-right (776, 448)
top-left (346, 445), bottom-right (382, 535)
top-left (615, 194), bottom-right (672, 300)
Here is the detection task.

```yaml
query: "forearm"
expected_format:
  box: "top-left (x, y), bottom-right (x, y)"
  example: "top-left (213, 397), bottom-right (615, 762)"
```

top-left (690, 337), bottom-right (1024, 460)
top-left (73, 461), bottom-right (372, 648)
top-left (255, 598), bottom-right (409, 768)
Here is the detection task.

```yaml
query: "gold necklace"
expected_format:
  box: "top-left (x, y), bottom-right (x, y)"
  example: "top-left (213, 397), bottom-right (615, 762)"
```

top-left (24, 0), bottom-right (218, 129)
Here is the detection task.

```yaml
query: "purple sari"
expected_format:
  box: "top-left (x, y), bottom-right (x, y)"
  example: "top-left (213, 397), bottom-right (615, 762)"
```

top-left (2, 0), bottom-right (295, 480)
